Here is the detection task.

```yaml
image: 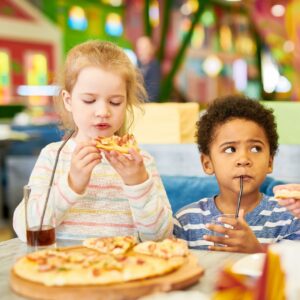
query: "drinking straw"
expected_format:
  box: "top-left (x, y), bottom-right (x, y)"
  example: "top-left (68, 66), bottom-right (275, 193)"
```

top-left (38, 130), bottom-right (75, 232)
top-left (235, 176), bottom-right (243, 218)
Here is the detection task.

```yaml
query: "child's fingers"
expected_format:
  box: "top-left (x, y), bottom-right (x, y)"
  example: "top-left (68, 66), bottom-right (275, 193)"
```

top-left (84, 158), bottom-right (102, 173)
top-left (105, 151), bottom-right (127, 168)
top-left (217, 216), bottom-right (238, 228)
top-left (128, 148), bottom-right (143, 162)
top-left (205, 223), bottom-right (232, 234)
top-left (204, 234), bottom-right (234, 250)
top-left (74, 141), bottom-right (96, 153)
top-left (277, 198), bottom-right (295, 206)
top-left (203, 234), bottom-right (227, 245)
top-left (74, 146), bottom-right (100, 161)
top-left (79, 153), bottom-right (102, 167)
top-left (239, 208), bottom-right (245, 218)
top-left (106, 150), bottom-right (143, 168)
top-left (285, 202), bottom-right (300, 211)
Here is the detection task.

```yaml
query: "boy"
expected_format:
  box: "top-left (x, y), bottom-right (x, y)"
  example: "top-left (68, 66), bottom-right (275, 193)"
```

top-left (174, 95), bottom-right (300, 253)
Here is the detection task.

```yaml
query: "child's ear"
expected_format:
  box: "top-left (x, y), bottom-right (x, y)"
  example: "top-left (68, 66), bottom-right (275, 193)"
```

top-left (62, 90), bottom-right (72, 112)
top-left (201, 153), bottom-right (214, 175)
top-left (267, 156), bottom-right (274, 174)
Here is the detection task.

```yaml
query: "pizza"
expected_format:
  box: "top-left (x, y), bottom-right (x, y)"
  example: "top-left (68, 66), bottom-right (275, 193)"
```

top-left (273, 184), bottom-right (300, 200)
top-left (83, 235), bottom-right (137, 255)
top-left (133, 238), bottom-right (189, 259)
top-left (12, 236), bottom-right (189, 287)
top-left (95, 134), bottom-right (139, 154)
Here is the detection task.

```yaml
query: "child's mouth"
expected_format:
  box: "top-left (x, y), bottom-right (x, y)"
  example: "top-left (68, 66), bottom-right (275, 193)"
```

top-left (96, 124), bottom-right (110, 129)
top-left (236, 175), bottom-right (252, 181)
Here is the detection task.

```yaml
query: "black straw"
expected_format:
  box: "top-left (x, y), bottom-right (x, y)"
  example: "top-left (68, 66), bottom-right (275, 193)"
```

top-left (235, 176), bottom-right (243, 218)
top-left (38, 130), bottom-right (75, 232)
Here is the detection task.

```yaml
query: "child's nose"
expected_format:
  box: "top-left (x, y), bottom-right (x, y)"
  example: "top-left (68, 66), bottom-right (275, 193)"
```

top-left (95, 103), bottom-right (110, 118)
top-left (236, 153), bottom-right (251, 167)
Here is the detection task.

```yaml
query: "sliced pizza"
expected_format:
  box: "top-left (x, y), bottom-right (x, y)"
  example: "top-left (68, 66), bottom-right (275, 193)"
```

top-left (12, 245), bottom-right (185, 286)
top-left (83, 236), bottom-right (137, 255)
top-left (95, 134), bottom-right (139, 154)
top-left (133, 238), bottom-right (189, 259)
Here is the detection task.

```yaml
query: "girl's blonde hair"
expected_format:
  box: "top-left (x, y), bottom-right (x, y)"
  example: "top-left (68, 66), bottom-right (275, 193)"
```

top-left (54, 40), bottom-right (147, 135)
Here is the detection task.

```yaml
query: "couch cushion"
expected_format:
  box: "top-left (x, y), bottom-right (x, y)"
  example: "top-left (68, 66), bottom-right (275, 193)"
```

top-left (161, 175), bottom-right (285, 214)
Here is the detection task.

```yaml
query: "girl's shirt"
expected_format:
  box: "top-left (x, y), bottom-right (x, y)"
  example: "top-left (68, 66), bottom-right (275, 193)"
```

top-left (13, 139), bottom-right (173, 242)
top-left (174, 194), bottom-right (300, 249)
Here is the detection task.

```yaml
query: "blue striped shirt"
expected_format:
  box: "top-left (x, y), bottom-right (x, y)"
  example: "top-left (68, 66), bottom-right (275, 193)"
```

top-left (173, 194), bottom-right (300, 250)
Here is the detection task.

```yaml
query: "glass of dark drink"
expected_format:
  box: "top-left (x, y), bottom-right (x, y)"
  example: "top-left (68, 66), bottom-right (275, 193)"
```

top-left (24, 184), bottom-right (56, 249)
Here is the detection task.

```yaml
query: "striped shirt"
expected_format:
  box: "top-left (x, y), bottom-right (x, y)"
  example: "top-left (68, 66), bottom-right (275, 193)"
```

top-left (173, 195), bottom-right (300, 249)
top-left (13, 139), bottom-right (173, 242)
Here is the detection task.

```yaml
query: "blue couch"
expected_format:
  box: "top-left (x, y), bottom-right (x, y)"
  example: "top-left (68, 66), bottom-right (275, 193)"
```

top-left (161, 176), bottom-right (285, 214)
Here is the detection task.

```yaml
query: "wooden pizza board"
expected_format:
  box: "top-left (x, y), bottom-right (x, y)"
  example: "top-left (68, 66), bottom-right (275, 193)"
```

top-left (10, 252), bottom-right (204, 300)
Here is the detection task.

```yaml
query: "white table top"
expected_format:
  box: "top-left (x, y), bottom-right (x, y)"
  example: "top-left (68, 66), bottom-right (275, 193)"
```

top-left (0, 238), bottom-right (247, 300)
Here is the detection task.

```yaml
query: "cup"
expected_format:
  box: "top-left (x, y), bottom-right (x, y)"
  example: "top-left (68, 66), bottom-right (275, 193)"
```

top-left (210, 214), bottom-right (236, 247)
top-left (24, 184), bottom-right (56, 249)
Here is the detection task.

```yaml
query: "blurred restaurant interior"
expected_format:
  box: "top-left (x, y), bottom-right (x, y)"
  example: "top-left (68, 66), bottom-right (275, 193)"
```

top-left (0, 0), bottom-right (300, 241)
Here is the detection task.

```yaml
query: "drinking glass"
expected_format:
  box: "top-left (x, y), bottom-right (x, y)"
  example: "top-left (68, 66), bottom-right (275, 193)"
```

top-left (24, 184), bottom-right (56, 249)
top-left (210, 214), bottom-right (235, 247)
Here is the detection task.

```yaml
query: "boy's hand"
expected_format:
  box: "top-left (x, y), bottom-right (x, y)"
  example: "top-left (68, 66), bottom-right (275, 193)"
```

top-left (68, 141), bottom-right (102, 194)
top-left (277, 198), bottom-right (300, 218)
top-left (104, 148), bottom-right (148, 186)
top-left (204, 210), bottom-right (264, 253)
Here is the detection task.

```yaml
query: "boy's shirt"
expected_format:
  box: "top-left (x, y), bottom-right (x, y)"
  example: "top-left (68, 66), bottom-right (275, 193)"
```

top-left (173, 194), bottom-right (300, 250)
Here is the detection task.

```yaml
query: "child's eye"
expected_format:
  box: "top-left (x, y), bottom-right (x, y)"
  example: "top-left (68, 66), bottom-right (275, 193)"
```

top-left (82, 99), bottom-right (95, 104)
top-left (224, 147), bottom-right (235, 153)
top-left (110, 101), bottom-right (121, 106)
top-left (251, 146), bottom-right (262, 153)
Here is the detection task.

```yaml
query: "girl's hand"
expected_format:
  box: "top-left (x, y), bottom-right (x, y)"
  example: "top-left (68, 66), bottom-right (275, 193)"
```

top-left (104, 148), bottom-right (148, 186)
top-left (278, 198), bottom-right (300, 218)
top-left (204, 210), bottom-right (264, 253)
top-left (69, 141), bottom-right (102, 194)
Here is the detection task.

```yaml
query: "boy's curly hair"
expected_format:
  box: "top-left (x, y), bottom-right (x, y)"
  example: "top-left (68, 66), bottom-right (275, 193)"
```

top-left (196, 95), bottom-right (279, 156)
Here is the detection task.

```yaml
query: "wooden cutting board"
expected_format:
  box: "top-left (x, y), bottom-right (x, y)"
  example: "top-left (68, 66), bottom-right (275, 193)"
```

top-left (10, 253), bottom-right (204, 300)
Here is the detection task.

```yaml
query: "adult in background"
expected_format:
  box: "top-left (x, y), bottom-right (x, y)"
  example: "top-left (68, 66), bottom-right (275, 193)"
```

top-left (136, 36), bottom-right (161, 102)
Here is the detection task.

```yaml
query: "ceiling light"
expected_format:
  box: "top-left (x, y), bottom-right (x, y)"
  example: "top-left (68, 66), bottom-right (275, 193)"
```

top-left (271, 4), bottom-right (285, 17)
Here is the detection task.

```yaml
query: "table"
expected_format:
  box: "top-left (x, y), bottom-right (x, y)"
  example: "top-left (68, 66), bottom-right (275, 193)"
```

top-left (0, 238), bottom-right (247, 300)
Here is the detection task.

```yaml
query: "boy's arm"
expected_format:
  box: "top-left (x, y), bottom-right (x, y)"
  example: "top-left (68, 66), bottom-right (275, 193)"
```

top-left (173, 216), bottom-right (188, 240)
top-left (124, 154), bottom-right (173, 241)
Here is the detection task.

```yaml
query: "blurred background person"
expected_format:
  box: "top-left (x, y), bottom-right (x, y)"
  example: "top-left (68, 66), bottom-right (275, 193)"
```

top-left (136, 36), bottom-right (161, 102)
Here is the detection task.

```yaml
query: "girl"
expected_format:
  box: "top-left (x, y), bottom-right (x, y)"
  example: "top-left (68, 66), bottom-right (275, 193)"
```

top-left (13, 40), bottom-right (173, 241)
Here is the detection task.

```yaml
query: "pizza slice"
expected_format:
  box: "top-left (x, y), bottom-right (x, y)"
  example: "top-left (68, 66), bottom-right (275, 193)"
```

top-left (95, 134), bottom-right (139, 154)
top-left (83, 236), bottom-right (138, 255)
top-left (133, 238), bottom-right (189, 259)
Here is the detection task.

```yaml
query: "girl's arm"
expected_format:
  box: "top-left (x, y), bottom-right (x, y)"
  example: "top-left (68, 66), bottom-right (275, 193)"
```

top-left (13, 143), bottom-right (86, 241)
top-left (123, 153), bottom-right (173, 241)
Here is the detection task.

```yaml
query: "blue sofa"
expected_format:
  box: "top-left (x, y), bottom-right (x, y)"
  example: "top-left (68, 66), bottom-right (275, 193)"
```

top-left (161, 175), bottom-right (285, 214)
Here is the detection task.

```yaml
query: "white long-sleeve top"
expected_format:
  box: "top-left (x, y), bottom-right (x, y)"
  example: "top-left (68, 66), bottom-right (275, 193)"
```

top-left (13, 139), bottom-right (173, 242)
